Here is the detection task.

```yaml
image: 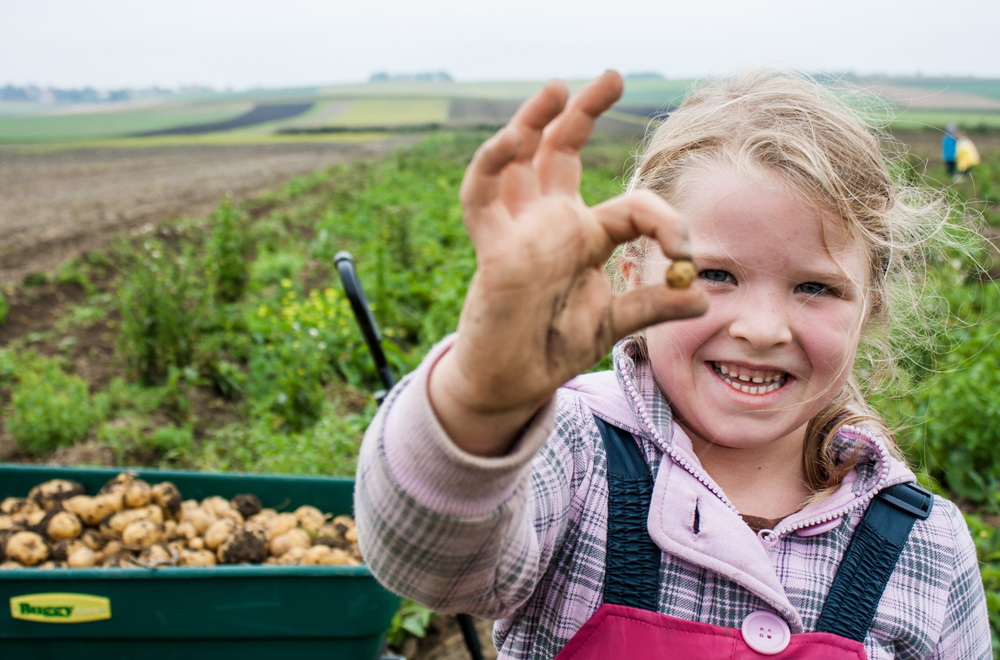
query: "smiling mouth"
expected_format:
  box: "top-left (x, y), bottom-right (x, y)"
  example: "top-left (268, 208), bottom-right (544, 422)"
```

top-left (711, 361), bottom-right (788, 395)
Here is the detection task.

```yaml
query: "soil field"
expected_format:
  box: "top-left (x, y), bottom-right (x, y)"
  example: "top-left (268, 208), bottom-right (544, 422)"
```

top-left (0, 137), bottom-right (412, 286)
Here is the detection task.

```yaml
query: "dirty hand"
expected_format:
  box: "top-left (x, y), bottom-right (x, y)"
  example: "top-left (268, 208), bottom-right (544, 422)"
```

top-left (429, 71), bottom-right (708, 456)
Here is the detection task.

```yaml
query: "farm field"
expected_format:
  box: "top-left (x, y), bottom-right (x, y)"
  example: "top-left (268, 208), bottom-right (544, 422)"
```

top-left (0, 124), bottom-right (998, 654)
top-left (4, 75), bottom-right (1000, 147)
top-left (2, 76), bottom-right (1000, 654)
top-left (0, 136), bottom-right (415, 286)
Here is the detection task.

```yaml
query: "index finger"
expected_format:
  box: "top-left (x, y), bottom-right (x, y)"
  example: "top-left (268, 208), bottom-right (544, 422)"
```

top-left (534, 71), bottom-right (624, 195)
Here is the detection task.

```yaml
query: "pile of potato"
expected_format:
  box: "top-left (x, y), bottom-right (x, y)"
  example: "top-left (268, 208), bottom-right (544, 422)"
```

top-left (0, 473), bottom-right (362, 569)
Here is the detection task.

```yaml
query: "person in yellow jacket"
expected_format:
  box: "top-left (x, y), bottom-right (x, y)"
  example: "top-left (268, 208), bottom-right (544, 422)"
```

top-left (955, 131), bottom-right (981, 180)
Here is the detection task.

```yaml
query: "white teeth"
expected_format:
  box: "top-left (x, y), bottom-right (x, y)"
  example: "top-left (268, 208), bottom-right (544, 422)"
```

top-left (714, 363), bottom-right (786, 395)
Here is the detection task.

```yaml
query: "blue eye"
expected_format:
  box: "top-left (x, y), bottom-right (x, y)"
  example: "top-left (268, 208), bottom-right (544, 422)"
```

top-left (700, 269), bottom-right (734, 283)
top-left (797, 282), bottom-right (828, 296)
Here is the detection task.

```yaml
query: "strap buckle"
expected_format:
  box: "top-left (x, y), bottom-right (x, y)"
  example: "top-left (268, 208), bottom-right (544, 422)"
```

top-left (875, 482), bottom-right (933, 520)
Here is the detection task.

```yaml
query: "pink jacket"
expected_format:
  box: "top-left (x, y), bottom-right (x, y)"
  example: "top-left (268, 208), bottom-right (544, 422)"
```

top-left (355, 336), bottom-right (991, 659)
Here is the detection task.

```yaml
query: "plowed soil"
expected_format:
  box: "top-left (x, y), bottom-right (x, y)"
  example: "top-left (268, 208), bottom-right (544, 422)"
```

top-left (0, 138), bottom-right (412, 286)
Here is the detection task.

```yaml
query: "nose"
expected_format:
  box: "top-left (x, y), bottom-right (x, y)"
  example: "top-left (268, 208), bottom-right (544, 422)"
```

top-left (727, 287), bottom-right (793, 350)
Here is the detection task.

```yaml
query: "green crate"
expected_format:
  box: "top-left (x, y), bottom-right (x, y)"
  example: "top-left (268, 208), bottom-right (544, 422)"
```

top-left (0, 463), bottom-right (399, 660)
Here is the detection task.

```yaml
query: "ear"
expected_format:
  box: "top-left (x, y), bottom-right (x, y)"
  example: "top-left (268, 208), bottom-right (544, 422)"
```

top-left (619, 256), bottom-right (641, 291)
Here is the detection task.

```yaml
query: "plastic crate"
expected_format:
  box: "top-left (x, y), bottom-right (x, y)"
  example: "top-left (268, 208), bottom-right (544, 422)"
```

top-left (0, 463), bottom-right (399, 660)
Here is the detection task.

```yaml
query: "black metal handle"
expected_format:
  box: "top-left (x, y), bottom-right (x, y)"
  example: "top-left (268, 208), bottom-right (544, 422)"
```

top-left (334, 251), bottom-right (396, 395)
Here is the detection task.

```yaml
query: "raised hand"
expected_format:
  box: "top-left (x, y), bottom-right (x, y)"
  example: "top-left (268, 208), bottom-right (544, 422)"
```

top-left (428, 71), bottom-right (708, 456)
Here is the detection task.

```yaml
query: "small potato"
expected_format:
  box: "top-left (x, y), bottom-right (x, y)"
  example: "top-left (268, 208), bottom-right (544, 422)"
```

top-left (151, 482), bottom-right (182, 519)
top-left (138, 544), bottom-right (173, 566)
top-left (331, 515), bottom-right (355, 528)
top-left (64, 493), bottom-right (123, 526)
top-left (124, 480), bottom-right (153, 508)
top-left (103, 505), bottom-right (164, 534)
top-left (666, 259), bottom-right (698, 289)
top-left (178, 548), bottom-right (217, 566)
top-left (275, 546), bottom-right (308, 565)
top-left (204, 519), bottom-right (236, 551)
top-left (50, 539), bottom-right (85, 562)
top-left (180, 508), bottom-right (215, 536)
top-left (294, 506), bottom-right (327, 533)
top-left (67, 547), bottom-right (97, 568)
top-left (163, 520), bottom-right (177, 538)
top-left (28, 479), bottom-right (85, 510)
top-left (344, 527), bottom-right (358, 543)
top-left (189, 537), bottom-right (205, 550)
top-left (122, 520), bottom-right (164, 547)
top-left (201, 496), bottom-right (241, 522)
top-left (97, 540), bottom-right (123, 561)
top-left (1, 497), bottom-right (38, 516)
top-left (100, 472), bottom-right (136, 494)
top-left (249, 508), bottom-right (278, 525)
top-left (80, 529), bottom-right (105, 551)
top-left (6, 531), bottom-right (49, 566)
top-left (0, 561), bottom-right (23, 569)
top-left (217, 528), bottom-right (268, 564)
top-left (0, 514), bottom-right (17, 531)
top-left (46, 511), bottom-right (83, 541)
top-left (173, 521), bottom-right (197, 540)
top-left (25, 509), bottom-right (47, 527)
top-left (269, 528), bottom-right (311, 557)
top-left (231, 494), bottom-right (262, 519)
top-left (301, 545), bottom-right (359, 566)
top-left (265, 513), bottom-right (298, 540)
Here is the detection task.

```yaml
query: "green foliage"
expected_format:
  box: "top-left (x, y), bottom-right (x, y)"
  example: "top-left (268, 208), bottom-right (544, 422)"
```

top-left (0, 293), bottom-right (7, 326)
top-left (55, 257), bottom-right (96, 295)
top-left (206, 200), bottom-right (252, 303)
top-left (21, 271), bottom-right (49, 287)
top-left (884, 280), bottom-right (1000, 507)
top-left (6, 353), bottom-right (97, 454)
top-left (385, 599), bottom-right (437, 649)
top-left (117, 243), bottom-right (199, 384)
top-left (191, 398), bottom-right (370, 475)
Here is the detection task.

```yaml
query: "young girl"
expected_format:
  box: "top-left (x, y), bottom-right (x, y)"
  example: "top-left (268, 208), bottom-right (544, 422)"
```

top-left (354, 70), bottom-right (990, 659)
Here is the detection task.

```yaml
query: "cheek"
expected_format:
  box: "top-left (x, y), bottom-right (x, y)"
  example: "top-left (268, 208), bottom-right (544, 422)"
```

top-left (799, 308), bottom-right (864, 380)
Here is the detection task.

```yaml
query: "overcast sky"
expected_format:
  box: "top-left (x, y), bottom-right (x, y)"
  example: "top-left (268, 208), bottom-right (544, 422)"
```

top-left (4, 0), bottom-right (999, 89)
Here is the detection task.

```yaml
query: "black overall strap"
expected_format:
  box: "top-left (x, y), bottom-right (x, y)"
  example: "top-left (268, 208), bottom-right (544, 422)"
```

top-left (594, 416), bottom-right (661, 611)
top-left (815, 482), bottom-right (933, 642)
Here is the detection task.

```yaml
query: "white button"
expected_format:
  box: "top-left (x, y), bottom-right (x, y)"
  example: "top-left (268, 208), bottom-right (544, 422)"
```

top-left (741, 611), bottom-right (791, 655)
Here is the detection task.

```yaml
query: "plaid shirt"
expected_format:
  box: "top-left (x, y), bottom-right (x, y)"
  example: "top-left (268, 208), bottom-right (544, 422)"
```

top-left (355, 336), bottom-right (990, 659)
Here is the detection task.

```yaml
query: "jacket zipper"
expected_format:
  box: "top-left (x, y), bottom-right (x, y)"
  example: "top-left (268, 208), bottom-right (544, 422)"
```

top-left (619, 357), bottom-right (894, 536)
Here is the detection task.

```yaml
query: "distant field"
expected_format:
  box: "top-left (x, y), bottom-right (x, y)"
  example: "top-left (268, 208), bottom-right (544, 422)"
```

top-left (313, 98), bottom-right (450, 128)
top-left (2, 76), bottom-right (999, 146)
top-left (0, 101), bottom-right (252, 143)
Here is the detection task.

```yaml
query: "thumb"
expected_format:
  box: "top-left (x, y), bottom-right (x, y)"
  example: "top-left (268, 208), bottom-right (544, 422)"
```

top-left (610, 284), bottom-right (708, 339)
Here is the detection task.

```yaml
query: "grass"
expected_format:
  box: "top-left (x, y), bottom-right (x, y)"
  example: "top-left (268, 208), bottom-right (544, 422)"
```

top-left (325, 99), bottom-right (450, 127)
top-left (0, 101), bottom-right (254, 143)
top-left (891, 109), bottom-right (1000, 131)
top-left (5, 131), bottom-right (393, 154)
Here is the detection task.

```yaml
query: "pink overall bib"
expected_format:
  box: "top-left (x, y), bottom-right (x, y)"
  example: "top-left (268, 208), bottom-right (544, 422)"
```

top-left (551, 418), bottom-right (932, 660)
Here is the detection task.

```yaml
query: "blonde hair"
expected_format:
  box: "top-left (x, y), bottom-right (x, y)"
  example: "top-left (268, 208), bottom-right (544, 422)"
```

top-left (619, 69), bottom-right (960, 495)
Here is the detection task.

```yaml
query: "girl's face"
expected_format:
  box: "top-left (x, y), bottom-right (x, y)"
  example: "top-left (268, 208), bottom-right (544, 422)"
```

top-left (644, 165), bottom-right (868, 454)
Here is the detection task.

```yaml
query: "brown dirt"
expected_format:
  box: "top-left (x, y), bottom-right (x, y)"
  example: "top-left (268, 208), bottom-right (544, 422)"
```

top-left (0, 138), bottom-right (413, 286)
